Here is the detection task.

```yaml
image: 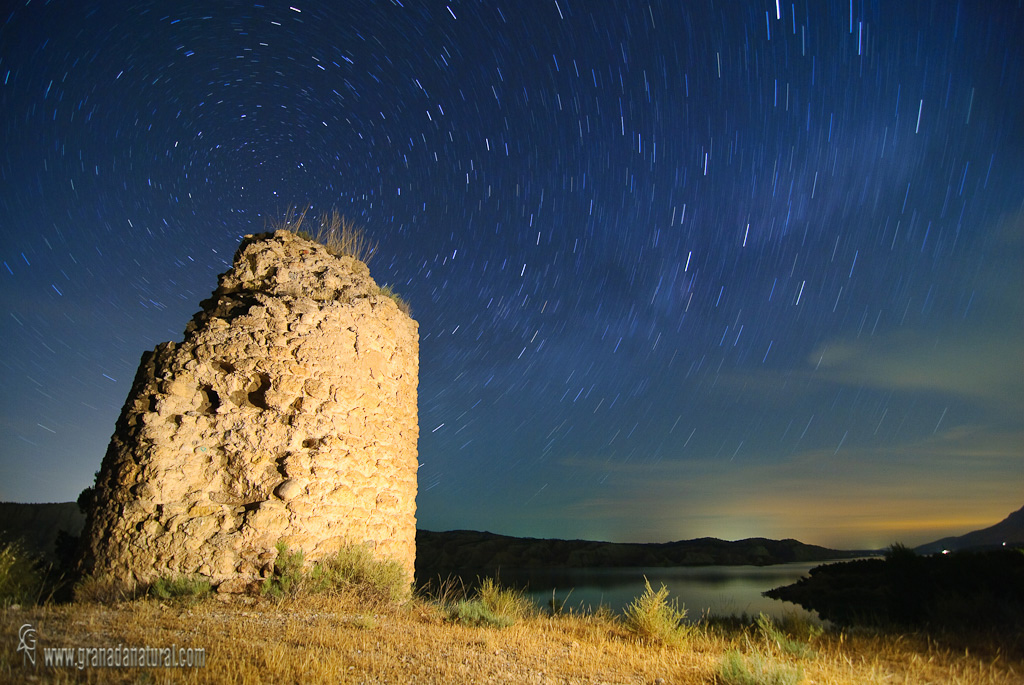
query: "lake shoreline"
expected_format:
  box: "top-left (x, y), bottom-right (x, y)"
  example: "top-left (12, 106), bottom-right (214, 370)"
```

top-left (417, 559), bottom-right (866, 620)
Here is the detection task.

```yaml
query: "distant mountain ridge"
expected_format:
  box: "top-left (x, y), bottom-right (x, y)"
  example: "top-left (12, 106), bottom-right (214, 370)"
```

top-left (3, 502), bottom-right (857, 570)
top-left (5, 501), bottom-right (1019, 570)
top-left (416, 529), bottom-right (861, 578)
top-left (915, 505), bottom-right (1024, 555)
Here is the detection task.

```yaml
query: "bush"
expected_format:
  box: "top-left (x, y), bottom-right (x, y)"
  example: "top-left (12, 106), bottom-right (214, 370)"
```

top-left (446, 577), bottom-right (536, 628)
top-left (772, 612), bottom-right (824, 643)
top-left (478, 577), bottom-right (535, 620)
top-left (308, 543), bottom-right (410, 603)
top-left (756, 613), bottom-right (818, 659)
top-left (622, 577), bottom-right (692, 647)
top-left (149, 575), bottom-right (212, 604)
top-left (262, 542), bottom-right (306, 599)
top-left (262, 542), bottom-right (410, 603)
top-left (719, 649), bottom-right (804, 685)
top-left (451, 598), bottom-right (515, 628)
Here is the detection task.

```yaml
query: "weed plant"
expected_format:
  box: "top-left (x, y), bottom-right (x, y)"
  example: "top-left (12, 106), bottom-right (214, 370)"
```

top-left (622, 576), bottom-right (692, 647)
top-left (478, 577), bottom-right (535, 621)
top-left (719, 649), bottom-right (804, 685)
top-left (148, 575), bottom-right (212, 604)
top-left (307, 543), bottom-right (410, 603)
top-left (271, 205), bottom-right (377, 264)
top-left (445, 577), bottom-right (537, 628)
top-left (271, 205), bottom-right (412, 314)
top-left (451, 597), bottom-right (515, 628)
top-left (756, 612), bottom-right (818, 659)
top-left (73, 573), bottom-right (136, 604)
top-left (378, 282), bottom-right (412, 315)
top-left (261, 542), bottom-right (410, 604)
top-left (262, 542), bottom-right (306, 599)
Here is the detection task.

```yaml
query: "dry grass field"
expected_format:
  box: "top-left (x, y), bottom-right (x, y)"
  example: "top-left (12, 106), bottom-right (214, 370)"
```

top-left (1, 540), bottom-right (1020, 683)
top-left (2, 588), bottom-right (1020, 684)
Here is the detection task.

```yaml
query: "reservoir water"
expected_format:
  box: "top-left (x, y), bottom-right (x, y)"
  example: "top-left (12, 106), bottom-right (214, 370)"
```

top-left (490, 560), bottom-right (837, 621)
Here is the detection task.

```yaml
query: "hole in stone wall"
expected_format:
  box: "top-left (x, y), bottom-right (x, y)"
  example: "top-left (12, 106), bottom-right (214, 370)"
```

top-left (198, 385), bottom-right (220, 414)
top-left (275, 454), bottom-right (288, 478)
top-left (248, 373), bottom-right (271, 410)
top-left (215, 361), bottom-right (236, 374)
top-left (302, 438), bottom-right (317, 448)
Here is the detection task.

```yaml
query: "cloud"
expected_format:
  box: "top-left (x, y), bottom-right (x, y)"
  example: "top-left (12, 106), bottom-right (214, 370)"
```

top-left (800, 206), bottom-right (1024, 407)
top-left (547, 423), bottom-right (1024, 548)
top-left (808, 330), bottom-right (1023, 408)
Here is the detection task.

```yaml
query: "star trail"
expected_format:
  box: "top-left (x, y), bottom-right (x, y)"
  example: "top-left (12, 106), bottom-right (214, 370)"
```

top-left (1, 1), bottom-right (1021, 549)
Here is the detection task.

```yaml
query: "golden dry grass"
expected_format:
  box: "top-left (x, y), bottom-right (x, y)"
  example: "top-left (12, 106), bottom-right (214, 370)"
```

top-left (270, 206), bottom-right (378, 265)
top-left (268, 205), bottom-right (412, 315)
top-left (1, 591), bottom-right (1020, 684)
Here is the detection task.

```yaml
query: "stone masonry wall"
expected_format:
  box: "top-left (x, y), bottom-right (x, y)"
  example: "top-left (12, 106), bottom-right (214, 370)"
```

top-left (78, 230), bottom-right (418, 591)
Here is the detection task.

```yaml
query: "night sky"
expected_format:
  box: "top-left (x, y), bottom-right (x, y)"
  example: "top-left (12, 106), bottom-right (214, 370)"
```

top-left (2, 1), bottom-right (1021, 550)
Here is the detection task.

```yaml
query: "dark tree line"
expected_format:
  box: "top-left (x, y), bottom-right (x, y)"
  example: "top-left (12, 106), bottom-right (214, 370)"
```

top-left (765, 545), bottom-right (1024, 631)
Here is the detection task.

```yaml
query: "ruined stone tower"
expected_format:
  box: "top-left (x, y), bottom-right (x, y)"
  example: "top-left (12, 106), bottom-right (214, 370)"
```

top-left (78, 229), bottom-right (418, 590)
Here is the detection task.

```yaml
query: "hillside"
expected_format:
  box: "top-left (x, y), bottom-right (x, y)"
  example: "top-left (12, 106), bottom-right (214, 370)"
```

top-left (0, 502), bottom-right (83, 561)
top-left (915, 505), bottom-right (1024, 554)
top-left (416, 528), bottom-right (860, 579)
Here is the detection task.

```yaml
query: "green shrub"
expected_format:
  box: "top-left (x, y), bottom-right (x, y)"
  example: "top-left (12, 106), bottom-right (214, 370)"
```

top-left (756, 613), bottom-right (817, 659)
top-left (445, 577), bottom-right (536, 628)
top-left (0, 541), bottom-right (42, 606)
top-left (622, 577), bottom-right (692, 647)
top-left (262, 542), bottom-right (410, 603)
top-left (773, 612), bottom-right (824, 643)
top-left (451, 598), bottom-right (515, 628)
top-left (478, 577), bottom-right (535, 620)
top-left (719, 649), bottom-right (803, 685)
top-left (262, 542), bottom-right (306, 599)
top-left (149, 575), bottom-right (212, 604)
top-left (307, 543), bottom-right (410, 603)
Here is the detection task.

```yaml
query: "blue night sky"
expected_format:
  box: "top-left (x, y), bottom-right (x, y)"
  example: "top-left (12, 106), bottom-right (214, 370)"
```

top-left (1, 1), bottom-right (1021, 549)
